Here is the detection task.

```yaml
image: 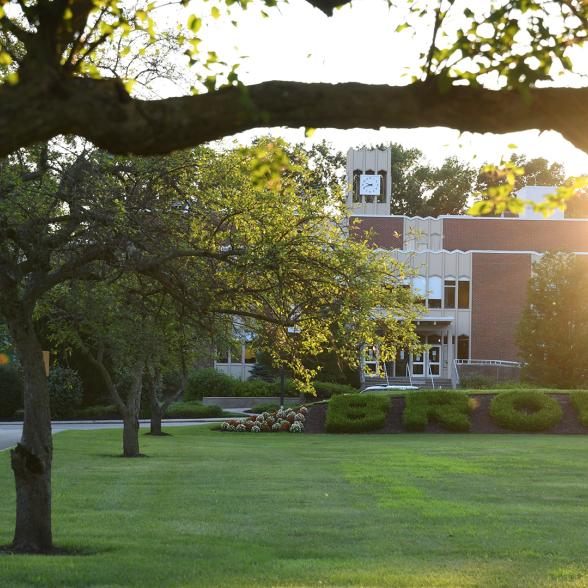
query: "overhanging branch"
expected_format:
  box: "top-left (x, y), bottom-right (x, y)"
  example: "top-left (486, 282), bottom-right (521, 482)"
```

top-left (1, 78), bottom-right (588, 156)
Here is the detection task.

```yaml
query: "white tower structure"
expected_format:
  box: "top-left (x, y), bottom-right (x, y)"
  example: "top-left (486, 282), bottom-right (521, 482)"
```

top-left (346, 148), bottom-right (392, 216)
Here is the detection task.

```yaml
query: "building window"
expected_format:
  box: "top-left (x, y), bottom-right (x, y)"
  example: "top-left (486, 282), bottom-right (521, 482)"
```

top-left (377, 170), bottom-right (387, 203)
top-left (458, 279), bottom-right (470, 309)
top-left (428, 276), bottom-right (442, 309)
top-left (457, 335), bottom-right (470, 360)
top-left (364, 169), bottom-right (375, 203)
top-left (444, 279), bottom-right (456, 308)
top-left (352, 170), bottom-right (362, 202)
top-left (412, 276), bottom-right (427, 303)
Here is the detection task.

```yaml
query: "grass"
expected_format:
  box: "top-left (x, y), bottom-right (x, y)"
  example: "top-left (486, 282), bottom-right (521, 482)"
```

top-left (2, 428), bottom-right (588, 586)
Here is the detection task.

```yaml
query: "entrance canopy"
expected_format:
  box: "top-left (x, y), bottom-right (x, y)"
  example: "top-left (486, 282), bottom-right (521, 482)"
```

top-left (414, 316), bottom-right (454, 327)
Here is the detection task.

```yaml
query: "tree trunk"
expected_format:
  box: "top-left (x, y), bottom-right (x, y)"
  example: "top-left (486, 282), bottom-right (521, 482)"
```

top-left (121, 360), bottom-right (144, 457)
top-left (5, 305), bottom-right (53, 552)
top-left (149, 400), bottom-right (164, 436)
top-left (122, 412), bottom-right (141, 457)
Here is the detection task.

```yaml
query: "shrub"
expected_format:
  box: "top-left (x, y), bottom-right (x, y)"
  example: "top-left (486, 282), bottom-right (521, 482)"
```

top-left (238, 379), bottom-right (273, 397)
top-left (76, 404), bottom-right (120, 419)
top-left (47, 366), bottom-right (84, 419)
top-left (459, 375), bottom-right (495, 389)
top-left (185, 369), bottom-right (301, 399)
top-left (571, 391), bottom-right (588, 427)
top-left (490, 391), bottom-right (562, 432)
top-left (247, 400), bottom-right (299, 414)
top-left (325, 394), bottom-right (389, 433)
top-left (306, 381), bottom-right (356, 400)
top-left (185, 368), bottom-right (239, 400)
top-left (165, 401), bottom-right (223, 418)
top-left (267, 378), bottom-right (299, 397)
top-left (0, 365), bottom-right (23, 419)
top-left (403, 391), bottom-right (471, 432)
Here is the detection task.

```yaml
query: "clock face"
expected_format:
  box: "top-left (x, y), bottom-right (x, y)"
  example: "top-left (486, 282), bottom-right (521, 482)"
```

top-left (359, 174), bottom-right (381, 196)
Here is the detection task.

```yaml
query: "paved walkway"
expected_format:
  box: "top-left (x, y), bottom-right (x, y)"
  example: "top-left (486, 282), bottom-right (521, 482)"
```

top-left (0, 419), bottom-right (227, 452)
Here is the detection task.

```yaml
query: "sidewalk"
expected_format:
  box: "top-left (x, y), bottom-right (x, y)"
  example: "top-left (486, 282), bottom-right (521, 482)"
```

top-left (0, 418), bottom-right (235, 451)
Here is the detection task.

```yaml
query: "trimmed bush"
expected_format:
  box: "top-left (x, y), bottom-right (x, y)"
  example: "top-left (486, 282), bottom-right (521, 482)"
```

top-left (247, 400), bottom-right (299, 414)
top-left (185, 369), bottom-right (300, 399)
top-left (306, 381), bottom-right (357, 400)
top-left (490, 391), bottom-right (562, 432)
top-left (0, 365), bottom-right (23, 419)
top-left (326, 393), bottom-right (389, 433)
top-left (76, 404), bottom-right (120, 419)
top-left (165, 401), bottom-right (223, 418)
top-left (267, 378), bottom-right (299, 397)
top-left (459, 375), bottom-right (495, 389)
top-left (185, 368), bottom-right (239, 400)
top-left (571, 391), bottom-right (588, 427)
top-left (239, 379), bottom-right (273, 397)
top-left (403, 392), bottom-right (471, 432)
top-left (48, 366), bottom-right (83, 418)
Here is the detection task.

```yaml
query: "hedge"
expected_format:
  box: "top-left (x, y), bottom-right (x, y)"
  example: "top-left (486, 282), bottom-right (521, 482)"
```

top-left (165, 401), bottom-right (223, 419)
top-left (0, 365), bottom-right (23, 419)
top-left (76, 404), bottom-right (120, 419)
top-left (325, 393), bottom-right (389, 433)
top-left (571, 392), bottom-right (588, 427)
top-left (490, 391), bottom-right (562, 432)
top-left (305, 381), bottom-right (357, 400)
top-left (403, 391), bottom-right (471, 432)
top-left (48, 366), bottom-right (83, 419)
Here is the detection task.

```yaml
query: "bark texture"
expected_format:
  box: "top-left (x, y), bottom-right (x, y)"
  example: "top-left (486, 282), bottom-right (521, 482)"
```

top-left (5, 305), bottom-right (53, 552)
top-left (120, 362), bottom-right (144, 458)
top-left (1, 78), bottom-right (588, 157)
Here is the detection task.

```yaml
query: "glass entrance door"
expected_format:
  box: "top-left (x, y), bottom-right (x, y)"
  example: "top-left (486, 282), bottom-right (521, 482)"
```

top-left (410, 334), bottom-right (442, 378)
top-left (428, 344), bottom-right (441, 376)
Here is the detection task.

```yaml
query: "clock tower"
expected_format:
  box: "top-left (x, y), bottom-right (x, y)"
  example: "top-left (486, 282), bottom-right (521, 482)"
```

top-left (346, 147), bottom-right (392, 216)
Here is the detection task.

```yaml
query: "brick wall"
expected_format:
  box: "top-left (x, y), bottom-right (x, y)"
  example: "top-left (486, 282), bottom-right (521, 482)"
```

top-left (349, 216), bottom-right (403, 248)
top-left (444, 218), bottom-right (588, 252)
top-left (471, 253), bottom-right (532, 361)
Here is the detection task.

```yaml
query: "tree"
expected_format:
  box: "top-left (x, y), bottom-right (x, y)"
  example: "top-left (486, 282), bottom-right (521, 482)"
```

top-left (1, 2), bottom-right (588, 157)
top-left (517, 252), bottom-right (588, 388)
top-left (370, 143), bottom-right (476, 216)
top-left (567, 188), bottom-right (588, 218)
top-left (0, 145), bottom-right (123, 553)
top-left (1, 140), bottom-right (422, 552)
top-left (476, 154), bottom-right (567, 194)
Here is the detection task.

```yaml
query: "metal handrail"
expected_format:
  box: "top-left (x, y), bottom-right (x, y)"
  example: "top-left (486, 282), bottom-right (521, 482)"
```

top-left (454, 359), bottom-right (523, 367)
top-left (452, 359), bottom-right (461, 387)
top-left (427, 362), bottom-right (435, 390)
top-left (382, 361), bottom-right (390, 386)
top-left (405, 363), bottom-right (413, 386)
top-left (453, 358), bottom-right (523, 388)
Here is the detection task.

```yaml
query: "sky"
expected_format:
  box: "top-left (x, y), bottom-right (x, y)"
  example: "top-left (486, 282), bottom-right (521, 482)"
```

top-left (167, 0), bottom-right (588, 175)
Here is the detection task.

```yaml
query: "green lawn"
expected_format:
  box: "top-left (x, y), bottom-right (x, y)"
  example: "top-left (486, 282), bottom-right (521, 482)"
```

top-left (2, 427), bottom-right (588, 587)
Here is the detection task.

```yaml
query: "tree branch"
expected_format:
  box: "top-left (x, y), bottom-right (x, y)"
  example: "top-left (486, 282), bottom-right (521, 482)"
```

top-left (2, 77), bottom-right (588, 156)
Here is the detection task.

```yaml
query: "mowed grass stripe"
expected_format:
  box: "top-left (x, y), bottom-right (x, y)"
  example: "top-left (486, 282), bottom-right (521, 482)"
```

top-left (1, 427), bottom-right (588, 586)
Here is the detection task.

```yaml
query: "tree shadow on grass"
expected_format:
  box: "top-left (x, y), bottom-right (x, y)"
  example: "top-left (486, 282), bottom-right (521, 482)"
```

top-left (93, 453), bottom-right (149, 458)
top-left (0, 545), bottom-right (100, 556)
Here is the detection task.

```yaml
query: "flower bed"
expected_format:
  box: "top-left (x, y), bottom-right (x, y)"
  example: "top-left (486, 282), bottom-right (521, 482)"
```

top-left (221, 406), bottom-right (308, 433)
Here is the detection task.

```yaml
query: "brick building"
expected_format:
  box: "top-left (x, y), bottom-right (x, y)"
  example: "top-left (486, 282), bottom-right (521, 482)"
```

top-left (215, 147), bottom-right (588, 386)
top-left (348, 148), bottom-right (588, 388)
